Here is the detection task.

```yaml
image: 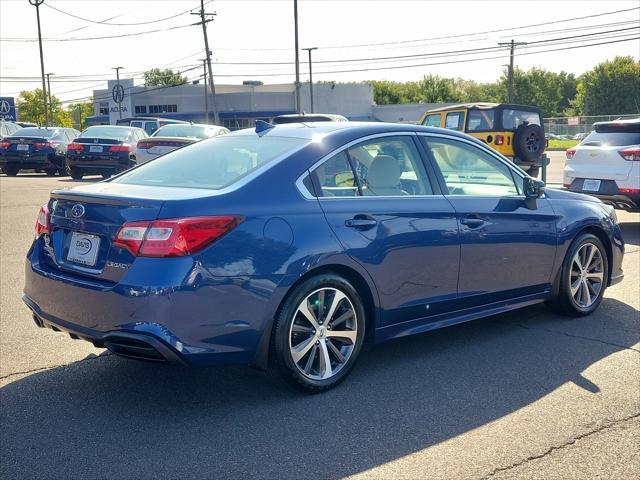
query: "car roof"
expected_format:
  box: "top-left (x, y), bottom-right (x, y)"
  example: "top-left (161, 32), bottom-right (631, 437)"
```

top-left (425, 103), bottom-right (542, 113)
top-left (593, 117), bottom-right (640, 126)
top-left (229, 121), bottom-right (474, 141)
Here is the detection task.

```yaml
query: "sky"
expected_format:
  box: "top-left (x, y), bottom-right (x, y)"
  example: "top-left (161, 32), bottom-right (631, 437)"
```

top-left (1, 0), bottom-right (639, 105)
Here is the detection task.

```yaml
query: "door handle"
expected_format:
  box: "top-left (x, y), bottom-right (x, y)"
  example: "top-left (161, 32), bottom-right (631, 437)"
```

top-left (460, 216), bottom-right (485, 228)
top-left (345, 215), bottom-right (377, 230)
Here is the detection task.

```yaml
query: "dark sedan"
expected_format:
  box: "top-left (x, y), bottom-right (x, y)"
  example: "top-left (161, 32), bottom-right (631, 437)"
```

top-left (66, 125), bottom-right (147, 180)
top-left (0, 127), bottom-right (80, 176)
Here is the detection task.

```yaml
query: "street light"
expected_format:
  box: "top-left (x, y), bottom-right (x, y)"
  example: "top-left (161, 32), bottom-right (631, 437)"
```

top-left (302, 47), bottom-right (318, 113)
top-left (29, 0), bottom-right (48, 127)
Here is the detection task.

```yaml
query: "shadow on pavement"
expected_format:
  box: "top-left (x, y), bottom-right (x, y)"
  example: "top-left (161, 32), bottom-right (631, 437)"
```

top-left (1, 299), bottom-right (638, 479)
top-left (620, 220), bottom-right (639, 247)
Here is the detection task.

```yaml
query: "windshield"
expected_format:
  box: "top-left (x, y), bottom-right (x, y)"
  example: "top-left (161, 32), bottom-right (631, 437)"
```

top-left (113, 135), bottom-right (308, 190)
top-left (11, 128), bottom-right (56, 138)
top-left (80, 126), bottom-right (133, 140)
top-left (153, 125), bottom-right (221, 139)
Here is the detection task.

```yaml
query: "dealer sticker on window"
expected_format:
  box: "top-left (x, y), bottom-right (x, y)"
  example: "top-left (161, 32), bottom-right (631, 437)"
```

top-left (67, 232), bottom-right (100, 266)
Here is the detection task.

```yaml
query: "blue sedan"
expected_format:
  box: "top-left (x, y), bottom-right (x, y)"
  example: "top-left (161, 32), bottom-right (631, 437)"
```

top-left (23, 122), bottom-right (625, 392)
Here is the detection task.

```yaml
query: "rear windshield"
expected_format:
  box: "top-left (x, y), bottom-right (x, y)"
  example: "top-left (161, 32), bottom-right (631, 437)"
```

top-left (502, 109), bottom-right (541, 130)
top-left (113, 135), bottom-right (308, 190)
top-left (79, 126), bottom-right (133, 140)
top-left (11, 128), bottom-right (56, 138)
top-left (581, 130), bottom-right (640, 147)
top-left (153, 125), bottom-right (221, 139)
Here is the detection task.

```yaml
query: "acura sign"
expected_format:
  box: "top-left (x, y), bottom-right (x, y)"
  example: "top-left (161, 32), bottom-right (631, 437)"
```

top-left (0, 97), bottom-right (16, 121)
top-left (107, 79), bottom-right (133, 124)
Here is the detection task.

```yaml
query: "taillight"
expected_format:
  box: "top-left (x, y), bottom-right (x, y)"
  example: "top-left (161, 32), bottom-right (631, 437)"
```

top-left (494, 135), bottom-right (504, 145)
top-left (566, 148), bottom-right (576, 159)
top-left (137, 141), bottom-right (152, 150)
top-left (0, 140), bottom-right (10, 149)
top-left (34, 141), bottom-right (60, 150)
top-left (35, 203), bottom-right (50, 236)
top-left (619, 148), bottom-right (640, 161)
top-left (67, 143), bottom-right (83, 152)
top-left (619, 188), bottom-right (640, 194)
top-left (114, 216), bottom-right (242, 257)
top-left (108, 144), bottom-right (132, 153)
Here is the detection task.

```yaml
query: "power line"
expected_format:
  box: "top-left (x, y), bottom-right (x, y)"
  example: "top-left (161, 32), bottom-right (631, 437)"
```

top-left (42, 1), bottom-right (212, 26)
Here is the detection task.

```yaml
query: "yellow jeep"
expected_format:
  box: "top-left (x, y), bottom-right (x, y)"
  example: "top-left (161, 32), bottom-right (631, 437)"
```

top-left (419, 103), bottom-right (546, 177)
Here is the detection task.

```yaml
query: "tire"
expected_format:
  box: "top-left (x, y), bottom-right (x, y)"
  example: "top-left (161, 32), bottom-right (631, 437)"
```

top-left (45, 168), bottom-right (57, 177)
top-left (69, 167), bottom-right (83, 180)
top-left (513, 123), bottom-right (544, 163)
top-left (3, 166), bottom-right (19, 176)
top-left (57, 168), bottom-right (68, 177)
top-left (548, 233), bottom-right (608, 316)
top-left (271, 274), bottom-right (367, 393)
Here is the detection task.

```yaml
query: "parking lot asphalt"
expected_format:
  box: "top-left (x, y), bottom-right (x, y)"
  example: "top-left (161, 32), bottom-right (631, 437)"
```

top-left (1, 161), bottom-right (638, 479)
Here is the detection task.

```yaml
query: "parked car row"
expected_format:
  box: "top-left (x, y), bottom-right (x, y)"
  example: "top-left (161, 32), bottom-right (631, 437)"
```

top-left (0, 121), bottom-right (229, 178)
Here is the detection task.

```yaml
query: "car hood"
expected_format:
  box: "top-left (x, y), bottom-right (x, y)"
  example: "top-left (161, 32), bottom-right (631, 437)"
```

top-left (544, 187), bottom-right (602, 204)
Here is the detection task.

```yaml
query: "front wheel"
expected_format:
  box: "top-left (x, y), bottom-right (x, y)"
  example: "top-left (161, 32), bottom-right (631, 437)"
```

top-left (3, 166), bottom-right (19, 176)
top-left (69, 167), bottom-right (83, 180)
top-left (549, 233), bottom-right (608, 316)
top-left (272, 274), bottom-right (366, 392)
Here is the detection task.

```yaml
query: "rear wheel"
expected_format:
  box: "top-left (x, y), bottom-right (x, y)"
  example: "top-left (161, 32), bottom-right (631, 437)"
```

top-left (45, 168), bottom-right (57, 176)
top-left (3, 166), bottom-right (19, 176)
top-left (514, 123), bottom-right (544, 163)
top-left (549, 233), bottom-right (608, 316)
top-left (69, 167), bottom-right (83, 180)
top-left (272, 274), bottom-right (366, 392)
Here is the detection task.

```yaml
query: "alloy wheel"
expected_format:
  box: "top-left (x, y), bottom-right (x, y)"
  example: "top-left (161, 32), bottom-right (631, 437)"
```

top-left (288, 287), bottom-right (358, 381)
top-left (570, 242), bottom-right (604, 308)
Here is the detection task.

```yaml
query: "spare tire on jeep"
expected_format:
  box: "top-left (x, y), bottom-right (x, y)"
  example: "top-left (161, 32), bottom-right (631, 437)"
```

top-left (513, 123), bottom-right (544, 163)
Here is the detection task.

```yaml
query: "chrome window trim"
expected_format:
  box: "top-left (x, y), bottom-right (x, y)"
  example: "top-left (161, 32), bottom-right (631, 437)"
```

top-left (295, 131), bottom-right (425, 200)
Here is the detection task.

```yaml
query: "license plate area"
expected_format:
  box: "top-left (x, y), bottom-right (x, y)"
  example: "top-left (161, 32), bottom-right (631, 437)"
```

top-left (67, 232), bottom-right (101, 266)
top-left (582, 179), bottom-right (601, 192)
top-left (17, 144), bottom-right (29, 151)
top-left (89, 145), bottom-right (103, 153)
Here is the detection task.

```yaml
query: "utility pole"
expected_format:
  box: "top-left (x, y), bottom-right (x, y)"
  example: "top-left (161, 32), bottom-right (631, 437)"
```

top-left (46, 73), bottom-right (54, 115)
top-left (76, 104), bottom-right (82, 130)
top-left (199, 58), bottom-right (209, 123)
top-left (302, 47), bottom-right (318, 113)
top-left (293, 0), bottom-right (301, 113)
top-left (112, 66), bottom-right (124, 120)
top-left (29, 0), bottom-right (48, 127)
top-left (192, 1), bottom-right (219, 125)
top-left (498, 39), bottom-right (527, 103)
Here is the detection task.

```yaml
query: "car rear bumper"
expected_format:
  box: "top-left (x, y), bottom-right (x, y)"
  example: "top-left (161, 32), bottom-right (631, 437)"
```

top-left (567, 179), bottom-right (639, 211)
top-left (67, 154), bottom-right (132, 173)
top-left (0, 153), bottom-right (62, 169)
top-left (23, 238), bottom-right (286, 367)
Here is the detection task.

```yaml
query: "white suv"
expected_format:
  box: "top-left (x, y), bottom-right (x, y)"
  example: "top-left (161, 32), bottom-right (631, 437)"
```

top-left (563, 118), bottom-right (640, 211)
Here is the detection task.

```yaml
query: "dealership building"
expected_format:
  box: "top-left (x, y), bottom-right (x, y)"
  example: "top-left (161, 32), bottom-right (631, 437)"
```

top-left (89, 80), bottom-right (438, 129)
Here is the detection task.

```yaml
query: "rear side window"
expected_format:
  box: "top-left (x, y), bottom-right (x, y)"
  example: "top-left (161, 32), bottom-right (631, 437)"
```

top-left (445, 112), bottom-right (464, 131)
top-left (581, 130), bottom-right (640, 147)
top-left (312, 151), bottom-right (358, 197)
top-left (114, 135), bottom-right (308, 190)
top-left (422, 114), bottom-right (442, 127)
top-left (502, 109), bottom-right (541, 130)
top-left (467, 110), bottom-right (495, 131)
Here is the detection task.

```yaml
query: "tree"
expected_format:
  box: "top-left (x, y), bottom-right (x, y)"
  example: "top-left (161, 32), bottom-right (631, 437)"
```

top-left (503, 67), bottom-right (577, 117)
top-left (571, 56), bottom-right (640, 115)
top-left (66, 102), bottom-right (94, 130)
top-left (16, 89), bottom-right (72, 127)
top-left (143, 68), bottom-right (188, 86)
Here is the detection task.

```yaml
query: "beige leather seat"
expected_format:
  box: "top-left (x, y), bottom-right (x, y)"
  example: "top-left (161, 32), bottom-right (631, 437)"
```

top-left (363, 155), bottom-right (408, 196)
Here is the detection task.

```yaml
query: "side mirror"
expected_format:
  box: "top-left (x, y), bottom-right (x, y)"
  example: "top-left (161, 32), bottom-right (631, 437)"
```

top-left (523, 176), bottom-right (545, 209)
top-left (523, 176), bottom-right (545, 199)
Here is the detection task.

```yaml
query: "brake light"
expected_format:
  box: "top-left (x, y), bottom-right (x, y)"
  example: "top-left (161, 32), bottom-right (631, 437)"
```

top-left (0, 140), bottom-right (10, 148)
top-left (34, 142), bottom-right (60, 149)
top-left (114, 216), bottom-right (242, 257)
top-left (619, 188), bottom-right (640, 194)
top-left (108, 144), bottom-right (132, 153)
top-left (495, 135), bottom-right (504, 145)
top-left (34, 203), bottom-right (50, 236)
top-left (137, 141), bottom-right (152, 150)
top-left (566, 148), bottom-right (576, 159)
top-left (67, 143), bottom-right (83, 152)
top-left (619, 148), bottom-right (640, 161)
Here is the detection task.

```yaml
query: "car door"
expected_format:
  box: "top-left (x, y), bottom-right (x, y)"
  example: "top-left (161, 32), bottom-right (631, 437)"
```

top-left (419, 134), bottom-right (558, 306)
top-left (309, 133), bottom-right (460, 327)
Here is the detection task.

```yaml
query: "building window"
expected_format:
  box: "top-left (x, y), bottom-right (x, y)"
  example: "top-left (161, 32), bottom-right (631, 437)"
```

top-left (99, 102), bottom-right (109, 115)
top-left (135, 105), bottom-right (147, 115)
top-left (148, 104), bottom-right (177, 115)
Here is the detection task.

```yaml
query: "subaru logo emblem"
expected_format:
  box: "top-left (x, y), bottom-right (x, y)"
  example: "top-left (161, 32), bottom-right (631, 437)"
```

top-left (70, 204), bottom-right (85, 218)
